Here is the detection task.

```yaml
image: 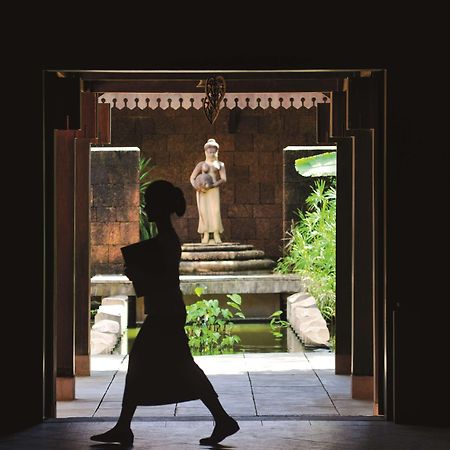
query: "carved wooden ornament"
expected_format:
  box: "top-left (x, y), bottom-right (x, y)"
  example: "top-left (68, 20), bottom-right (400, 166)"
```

top-left (203, 75), bottom-right (226, 124)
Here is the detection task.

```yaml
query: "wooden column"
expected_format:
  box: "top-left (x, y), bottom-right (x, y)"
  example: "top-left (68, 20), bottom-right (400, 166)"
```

top-left (74, 138), bottom-right (94, 376)
top-left (330, 90), bottom-right (354, 375)
top-left (333, 136), bottom-right (354, 375)
top-left (55, 130), bottom-right (77, 400)
top-left (330, 91), bottom-right (347, 138)
top-left (74, 92), bottom-right (100, 376)
top-left (80, 92), bottom-right (97, 138)
top-left (365, 72), bottom-right (386, 416)
top-left (44, 73), bottom-right (81, 417)
top-left (316, 101), bottom-right (331, 143)
top-left (349, 128), bottom-right (375, 400)
top-left (347, 74), bottom-right (385, 411)
top-left (347, 76), bottom-right (378, 130)
top-left (97, 101), bottom-right (111, 144)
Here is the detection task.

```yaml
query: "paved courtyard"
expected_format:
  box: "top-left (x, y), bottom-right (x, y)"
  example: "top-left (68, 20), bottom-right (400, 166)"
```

top-left (4, 352), bottom-right (449, 449)
top-left (57, 351), bottom-right (373, 419)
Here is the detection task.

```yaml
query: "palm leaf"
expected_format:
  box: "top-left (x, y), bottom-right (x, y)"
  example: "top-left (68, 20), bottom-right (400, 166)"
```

top-left (295, 152), bottom-right (336, 177)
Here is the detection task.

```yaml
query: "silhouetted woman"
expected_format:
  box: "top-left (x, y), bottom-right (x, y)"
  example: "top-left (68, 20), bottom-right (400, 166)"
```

top-left (91, 180), bottom-right (239, 446)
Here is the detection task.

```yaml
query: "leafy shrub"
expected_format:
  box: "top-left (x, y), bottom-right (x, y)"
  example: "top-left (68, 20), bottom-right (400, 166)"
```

top-left (268, 310), bottom-right (290, 338)
top-left (275, 179), bottom-right (336, 322)
top-left (184, 288), bottom-right (245, 354)
top-left (139, 156), bottom-right (157, 240)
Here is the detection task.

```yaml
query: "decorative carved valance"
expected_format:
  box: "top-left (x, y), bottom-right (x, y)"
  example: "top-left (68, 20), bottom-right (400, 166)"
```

top-left (99, 92), bottom-right (328, 111)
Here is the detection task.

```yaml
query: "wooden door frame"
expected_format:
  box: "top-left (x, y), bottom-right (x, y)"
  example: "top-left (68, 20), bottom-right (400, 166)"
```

top-left (43, 68), bottom-right (389, 419)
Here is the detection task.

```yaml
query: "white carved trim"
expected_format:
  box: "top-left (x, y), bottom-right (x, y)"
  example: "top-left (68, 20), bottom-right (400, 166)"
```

top-left (98, 92), bottom-right (329, 110)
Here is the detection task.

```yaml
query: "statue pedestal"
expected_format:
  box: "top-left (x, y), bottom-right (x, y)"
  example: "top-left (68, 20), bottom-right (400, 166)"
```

top-left (180, 242), bottom-right (301, 317)
top-left (180, 242), bottom-right (276, 275)
top-left (91, 243), bottom-right (299, 320)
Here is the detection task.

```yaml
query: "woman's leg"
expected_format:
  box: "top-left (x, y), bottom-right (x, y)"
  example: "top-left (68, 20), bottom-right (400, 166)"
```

top-left (200, 394), bottom-right (240, 444)
top-left (201, 394), bottom-right (230, 422)
top-left (116, 400), bottom-right (137, 430)
top-left (90, 399), bottom-right (136, 444)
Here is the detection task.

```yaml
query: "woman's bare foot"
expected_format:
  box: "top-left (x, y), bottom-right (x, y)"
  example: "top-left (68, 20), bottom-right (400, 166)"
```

top-left (201, 232), bottom-right (209, 244)
top-left (213, 232), bottom-right (222, 244)
top-left (199, 416), bottom-right (240, 445)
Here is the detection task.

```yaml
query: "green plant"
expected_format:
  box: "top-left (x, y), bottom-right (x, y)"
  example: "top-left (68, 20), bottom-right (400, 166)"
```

top-left (295, 151), bottom-right (336, 177)
top-left (275, 179), bottom-right (336, 322)
top-left (90, 297), bottom-right (101, 323)
top-left (139, 156), bottom-right (157, 240)
top-left (184, 287), bottom-right (245, 354)
top-left (268, 310), bottom-right (290, 339)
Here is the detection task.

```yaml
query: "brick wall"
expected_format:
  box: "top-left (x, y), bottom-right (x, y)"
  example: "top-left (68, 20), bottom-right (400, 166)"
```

top-left (90, 148), bottom-right (140, 275)
top-left (110, 104), bottom-right (317, 260)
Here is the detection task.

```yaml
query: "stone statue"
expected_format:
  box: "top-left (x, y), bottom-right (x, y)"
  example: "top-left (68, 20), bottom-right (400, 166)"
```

top-left (190, 138), bottom-right (227, 244)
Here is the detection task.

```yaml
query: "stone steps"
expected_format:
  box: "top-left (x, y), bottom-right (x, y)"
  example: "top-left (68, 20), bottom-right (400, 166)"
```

top-left (180, 259), bottom-right (276, 274)
top-left (181, 249), bottom-right (265, 261)
top-left (181, 242), bottom-right (253, 252)
top-left (180, 241), bottom-right (276, 275)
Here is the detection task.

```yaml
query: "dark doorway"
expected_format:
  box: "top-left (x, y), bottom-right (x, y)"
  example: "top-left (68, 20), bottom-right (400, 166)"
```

top-left (44, 69), bottom-right (388, 422)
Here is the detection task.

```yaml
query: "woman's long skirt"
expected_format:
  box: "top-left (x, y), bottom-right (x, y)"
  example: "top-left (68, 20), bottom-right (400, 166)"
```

top-left (196, 187), bottom-right (224, 234)
top-left (122, 310), bottom-right (218, 406)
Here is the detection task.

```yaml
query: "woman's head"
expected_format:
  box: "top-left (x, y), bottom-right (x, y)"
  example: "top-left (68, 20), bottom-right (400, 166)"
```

top-left (204, 138), bottom-right (219, 159)
top-left (144, 180), bottom-right (186, 220)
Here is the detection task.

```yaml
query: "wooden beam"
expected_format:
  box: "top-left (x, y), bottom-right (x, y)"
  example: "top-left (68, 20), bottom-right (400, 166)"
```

top-left (79, 70), bottom-right (356, 81)
top-left (84, 78), bottom-right (343, 93)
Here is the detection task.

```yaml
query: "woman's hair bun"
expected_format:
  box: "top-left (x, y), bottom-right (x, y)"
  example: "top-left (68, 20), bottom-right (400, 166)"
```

top-left (173, 186), bottom-right (186, 217)
top-left (144, 180), bottom-right (186, 217)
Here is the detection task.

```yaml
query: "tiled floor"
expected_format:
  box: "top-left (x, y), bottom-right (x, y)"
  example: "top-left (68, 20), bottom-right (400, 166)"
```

top-left (4, 357), bottom-right (448, 450)
top-left (2, 419), bottom-right (450, 449)
top-left (57, 351), bottom-right (373, 418)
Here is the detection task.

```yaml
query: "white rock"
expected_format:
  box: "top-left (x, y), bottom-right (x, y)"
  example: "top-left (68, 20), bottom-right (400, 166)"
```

top-left (287, 292), bottom-right (330, 346)
top-left (91, 340), bottom-right (109, 355)
top-left (98, 304), bottom-right (127, 332)
top-left (90, 329), bottom-right (118, 355)
top-left (92, 319), bottom-right (120, 334)
top-left (91, 329), bottom-right (117, 345)
top-left (101, 295), bottom-right (128, 306)
top-left (95, 310), bottom-right (122, 334)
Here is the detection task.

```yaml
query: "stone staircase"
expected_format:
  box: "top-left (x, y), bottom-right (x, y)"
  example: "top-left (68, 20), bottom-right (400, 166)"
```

top-left (180, 242), bottom-right (276, 275)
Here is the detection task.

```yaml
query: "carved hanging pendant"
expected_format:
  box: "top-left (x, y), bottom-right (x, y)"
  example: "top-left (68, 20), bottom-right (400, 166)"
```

top-left (203, 75), bottom-right (226, 124)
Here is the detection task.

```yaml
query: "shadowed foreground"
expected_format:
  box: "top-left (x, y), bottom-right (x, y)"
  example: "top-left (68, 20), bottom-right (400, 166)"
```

top-left (2, 419), bottom-right (450, 449)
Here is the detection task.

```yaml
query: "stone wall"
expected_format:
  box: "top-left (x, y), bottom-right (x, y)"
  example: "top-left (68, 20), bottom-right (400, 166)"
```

top-left (90, 147), bottom-right (140, 275)
top-left (109, 104), bottom-right (317, 259)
